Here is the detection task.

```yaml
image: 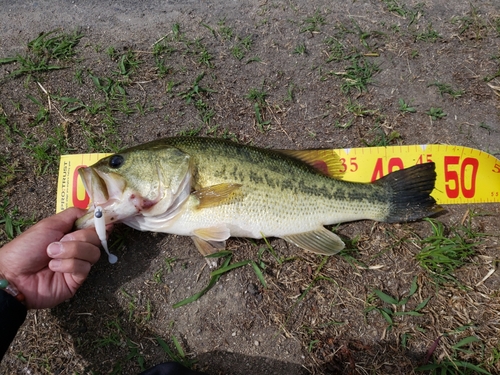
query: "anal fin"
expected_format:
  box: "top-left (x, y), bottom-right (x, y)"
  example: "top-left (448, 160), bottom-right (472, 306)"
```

top-left (282, 227), bottom-right (345, 255)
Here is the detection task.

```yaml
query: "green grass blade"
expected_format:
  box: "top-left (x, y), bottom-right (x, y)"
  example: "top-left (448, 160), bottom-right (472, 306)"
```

top-left (374, 289), bottom-right (399, 305)
top-left (250, 260), bottom-right (267, 288)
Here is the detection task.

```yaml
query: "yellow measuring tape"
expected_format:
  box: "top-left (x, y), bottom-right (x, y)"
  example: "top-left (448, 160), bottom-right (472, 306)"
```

top-left (56, 144), bottom-right (500, 213)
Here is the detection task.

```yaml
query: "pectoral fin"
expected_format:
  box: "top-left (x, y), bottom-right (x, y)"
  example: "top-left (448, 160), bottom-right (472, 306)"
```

top-left (276, 149), bottom-right (345, 179)
top-left (193, 183), bottom-right (243, 209)
top-left (282, 227), bottom-right (345, 255)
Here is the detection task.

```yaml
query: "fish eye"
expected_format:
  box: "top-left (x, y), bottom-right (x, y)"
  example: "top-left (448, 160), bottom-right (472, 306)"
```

top-left (109, 154), bottom-right (124, 169)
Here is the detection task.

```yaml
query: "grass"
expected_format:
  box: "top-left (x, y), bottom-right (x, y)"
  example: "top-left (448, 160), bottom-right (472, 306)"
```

top-left (428, 81), bottom-right (464, 98)
top-left (364, 276), bottom-right (431, 331)
top-left (426, 107), bottom-right (447, 120)
top-left (333, 56), bottom-right (380, 94)
top-left (246, 87), bottom-right (270, 131)
top-left (398, 98), bottom-right (416, 113)
top-left (0, 29), bottom-right (82, 78)
top-left (451, 5), bottom-right (487, 40)
top-left (300, 10), bottom-right (326, 33)
top-left (173, 250), bottom-right (267, 308)
top-left (416, 218), bottom-right (483, 287)
top-left (415, 24), bottom-right (441, 42)
top-left (0, 199), bottom-right (34, 243)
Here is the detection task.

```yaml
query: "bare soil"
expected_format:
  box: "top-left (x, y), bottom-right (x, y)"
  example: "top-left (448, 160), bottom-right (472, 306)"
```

top-left (1, 1), bottom-right (499, 374)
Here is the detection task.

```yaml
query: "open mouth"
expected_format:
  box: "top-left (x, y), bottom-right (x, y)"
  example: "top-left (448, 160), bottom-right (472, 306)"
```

top-left (78, 166), bottom-right (110, 207)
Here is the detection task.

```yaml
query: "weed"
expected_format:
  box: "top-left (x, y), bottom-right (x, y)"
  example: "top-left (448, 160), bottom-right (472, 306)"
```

top-left (415, 23), bottom-right (441, 42)
top-left (381, 0), bottom-right (423, 26)
top-left (231, 36), bottom-right (253, 60)
top-left (246, 87), bottom-right (268, 104)
top-left (153, 268), bottom-right (163, 283)
top-left (451, 5), bottom-right (487, 40)
top-left (26, 95), bottom-right (50, 127)
top-left (156, 336), bottom-right (195, 369)
top-left (88, 71), bottom-right (126, 99)
top-left (0, 29), bottom-right (82, 78)
top-left (363, 126), bottom-right (401, 147)
top-left (126, 339), bottom-right (146, 370)
top-left (364, 276), bottom-right (431, 331)
top-left (416, 218), bottom-right (482, 287)
top-left (174, 250), bottom-right (267, 308)
top-left (293, 43), bottom-right (307, 55)
top-left (428, 81), bottom-right (464, 98)
top-left (334, 118), bottom-right (354, 129)
top-left (23, 125), bottom-right (72, 174)
top-left (417, 332), bottom-right (491, 374)
top-left (74, 68), bottom-right (84, 84)
top-left (426, 107), bottom-right (446, 120)
top-left (324, 37), bottom-right (347, 62)
top-left (246, 87), bottom-right (270, 131)
top-left (345, 98), bottom-right (377, 117)
top-left (152, 40), bottom-right (175, 57)
top-left (197, 47), bottom-right (214, 68)
top-left (333, 57), bottom-right (380, 94)
top-left (231, 45), bottom-right (245, 60)
top-left (217, 19), bottom-right (234, 40)
top-left (116, 50), bottom-right (141, 78)
top-left (300, 10), bottom-right (326, 33)
top-left (398, 98), bottom-right (416, 113)
top-left (106, 46), bottom-right (118, 60)
top-left (178, 126), bottom-right (203, 137)
top-left (284, 83), bottom-right (295, 102)
top-left (178, 72), bottom-right (216, 104)
top-left (382, 0), bottom-right (407, 17)
top-left (0, 199), bottom-right (34, 243)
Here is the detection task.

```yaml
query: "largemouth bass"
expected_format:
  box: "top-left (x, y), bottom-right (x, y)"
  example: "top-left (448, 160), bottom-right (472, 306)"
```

top-left (76, 137), bottom-right (441, 256)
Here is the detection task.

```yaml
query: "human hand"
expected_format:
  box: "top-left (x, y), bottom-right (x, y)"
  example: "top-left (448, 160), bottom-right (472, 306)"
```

top-left (0, 207), bottom-right (105, 309)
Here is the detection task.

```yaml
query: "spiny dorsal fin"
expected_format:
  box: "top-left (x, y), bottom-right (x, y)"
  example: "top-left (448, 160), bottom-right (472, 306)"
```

top-left (276, 149), bottom-right (345, 179)
top-left (193, 183), bottom-right (243, 209)
top-left (282, 227), bottom-right (345, 255)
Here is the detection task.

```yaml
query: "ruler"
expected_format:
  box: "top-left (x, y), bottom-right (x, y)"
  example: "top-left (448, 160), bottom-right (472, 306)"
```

top-left (56, 144), bottom-right (500, 213)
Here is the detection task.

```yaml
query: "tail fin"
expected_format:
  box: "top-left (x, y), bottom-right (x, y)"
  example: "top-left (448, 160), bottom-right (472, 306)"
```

top-left (374, 162), bottom-right (442, 223)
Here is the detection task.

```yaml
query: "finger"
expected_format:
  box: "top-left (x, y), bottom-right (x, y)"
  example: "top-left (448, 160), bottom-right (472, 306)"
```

top-left (37, 207), bottom-right (89, 234)
top-left (59, 227), bottom-right (103, 247)
top-left (47, 241), bottom-right (101, 265)
top-left (48, 258), bottom-right (92, 284)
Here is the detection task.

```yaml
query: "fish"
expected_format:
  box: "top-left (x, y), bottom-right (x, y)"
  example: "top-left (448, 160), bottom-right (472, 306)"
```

top-left (75, 137), bottom-right (441, 256)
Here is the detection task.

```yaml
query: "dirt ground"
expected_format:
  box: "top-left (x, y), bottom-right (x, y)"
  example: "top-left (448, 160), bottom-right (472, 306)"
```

top-left (1, 0), bottom-right (500, 374)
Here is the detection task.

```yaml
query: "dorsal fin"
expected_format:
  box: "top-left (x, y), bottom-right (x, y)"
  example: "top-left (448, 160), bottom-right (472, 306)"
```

top-left (276, 149), bottom-right (345, 179)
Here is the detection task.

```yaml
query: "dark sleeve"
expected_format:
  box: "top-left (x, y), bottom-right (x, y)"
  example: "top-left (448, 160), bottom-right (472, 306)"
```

top-left (139, 362), bottom-right (208, 375)
top-left (0, 290), bottom-right (28, 361)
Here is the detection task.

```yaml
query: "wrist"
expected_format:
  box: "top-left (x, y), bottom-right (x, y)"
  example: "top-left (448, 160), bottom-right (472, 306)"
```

top-left (0, 272), bottom-right (25, 303)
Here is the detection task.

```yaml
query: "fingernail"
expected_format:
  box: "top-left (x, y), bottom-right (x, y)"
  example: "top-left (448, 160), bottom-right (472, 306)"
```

top-left (48, 242), bottom-right (63, 256)
top-left (49, 259), bottom-right (62, 270)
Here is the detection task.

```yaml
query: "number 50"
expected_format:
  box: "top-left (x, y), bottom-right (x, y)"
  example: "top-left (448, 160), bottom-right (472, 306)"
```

top-left (444, 156), bottom-right (478, 199)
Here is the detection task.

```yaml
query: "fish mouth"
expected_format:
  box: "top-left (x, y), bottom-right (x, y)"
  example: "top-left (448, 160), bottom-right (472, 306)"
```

top-left (78, 167), bottom-right (109, 207)
top-left (76, 167), bottom-right (127, 228)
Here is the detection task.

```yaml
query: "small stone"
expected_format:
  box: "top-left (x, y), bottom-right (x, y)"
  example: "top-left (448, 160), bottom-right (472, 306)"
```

top-left (0, 279), bottom-right (8, 289)
top-left (254, 340), bottom-right (259, 346)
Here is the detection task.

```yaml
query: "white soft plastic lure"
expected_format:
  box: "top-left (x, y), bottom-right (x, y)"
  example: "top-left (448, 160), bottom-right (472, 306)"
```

top-left (94, 206), bottom-right (118, 264)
